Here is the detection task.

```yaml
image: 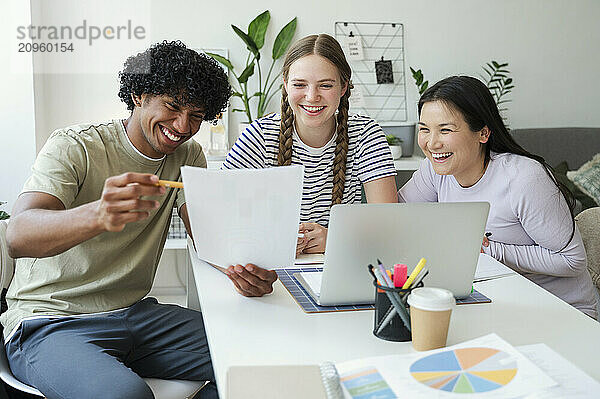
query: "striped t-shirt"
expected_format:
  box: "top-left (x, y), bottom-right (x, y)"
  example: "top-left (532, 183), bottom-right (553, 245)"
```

top-left (223, 113), bottom-right (396, 226)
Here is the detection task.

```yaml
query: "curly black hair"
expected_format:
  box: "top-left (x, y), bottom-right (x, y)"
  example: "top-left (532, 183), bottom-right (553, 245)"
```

top-left (118, 40), bottom-right (231, 121)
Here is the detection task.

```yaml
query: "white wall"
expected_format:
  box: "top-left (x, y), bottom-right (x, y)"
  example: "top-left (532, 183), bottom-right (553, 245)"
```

top-left (1, 1), bottom-right (36, 211)
top-left (23, 0), bottom-right (600, 154)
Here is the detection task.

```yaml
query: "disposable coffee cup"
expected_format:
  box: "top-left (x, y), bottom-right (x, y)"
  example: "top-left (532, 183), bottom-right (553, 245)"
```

top-left (407, 287), bottom-right (454, 351)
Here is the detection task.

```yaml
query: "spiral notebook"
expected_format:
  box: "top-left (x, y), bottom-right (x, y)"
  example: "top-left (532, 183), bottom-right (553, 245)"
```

top-left (227, 363), bottom-right (343, 399)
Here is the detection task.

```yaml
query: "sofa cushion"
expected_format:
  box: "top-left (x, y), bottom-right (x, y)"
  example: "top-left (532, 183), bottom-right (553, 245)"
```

top-left (554, 161), bottom-right (597, 211)
top-left (568, 153), bottom-right (600, 206)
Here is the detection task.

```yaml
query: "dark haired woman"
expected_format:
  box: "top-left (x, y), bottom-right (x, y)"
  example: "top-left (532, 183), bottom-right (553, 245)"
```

top-left (224, 34), bottom-right (398, 256)
top-left (399, 75), bottom-right (597, 318)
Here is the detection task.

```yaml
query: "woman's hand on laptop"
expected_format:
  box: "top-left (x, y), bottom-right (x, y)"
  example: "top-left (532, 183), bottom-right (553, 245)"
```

top-left (225, 264), bottom-right (278, 297)
top-left (299, 222), bottom-right (327, 254)
top-left (296, 225), bottom-right (308, 256)
top-left (481, 235), bottom-right (490, 253)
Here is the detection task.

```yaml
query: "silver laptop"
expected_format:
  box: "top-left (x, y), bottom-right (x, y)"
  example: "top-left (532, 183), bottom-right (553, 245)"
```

top-left (295, 202), bottom-right (490, 305)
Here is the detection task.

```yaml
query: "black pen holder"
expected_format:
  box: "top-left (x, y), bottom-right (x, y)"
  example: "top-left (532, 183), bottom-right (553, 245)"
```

top-left (373, 282), bottom-right (414, 342)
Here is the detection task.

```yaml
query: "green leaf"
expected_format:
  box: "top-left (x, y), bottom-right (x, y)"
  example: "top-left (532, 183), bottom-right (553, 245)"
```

top-left (231, 92), bottom-right (243, 97)
top-left (415, 75), bottom-right (423, 86)
top-left (232, 108), bottom-right (247, 112)
top-left (0, 211), bottom-right (9, 220)
top-left (232, 24), bottom-right (259, 57)
top-left (410, 66), bottom-right (417, 75)
top-left (420, 81), bottom-right (429, 94)
top-left (505, 78), bottom-right (513, 84)
top-left (205, 52), bottom-right (234, 70)
top-left (248, 11), bottom-right (270, 50)
top-left (238, 61), bottom-right (255, 83)
top-left (272, 17), bottom-right (297, 60)
top-left (482, 67), bottom-right (492, 77)
top-left (499, 62), bottom-right (509, 67)
top-left (497, 99), bottom-right (512, 105)
top-left (492, 60), bottom-right (500, 68)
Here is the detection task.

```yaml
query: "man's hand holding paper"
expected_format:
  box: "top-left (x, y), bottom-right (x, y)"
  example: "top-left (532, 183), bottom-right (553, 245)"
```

top-left (225, 264), bottom-right (278, 297)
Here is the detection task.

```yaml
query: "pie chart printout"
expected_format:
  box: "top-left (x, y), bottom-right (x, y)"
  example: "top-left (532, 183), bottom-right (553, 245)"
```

top-left (409, 347), bottom-right (518, 394)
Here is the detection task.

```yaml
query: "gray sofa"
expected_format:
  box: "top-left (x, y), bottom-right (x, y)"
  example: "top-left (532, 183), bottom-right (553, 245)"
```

top-left (510, 127), bottom-right (600, 170)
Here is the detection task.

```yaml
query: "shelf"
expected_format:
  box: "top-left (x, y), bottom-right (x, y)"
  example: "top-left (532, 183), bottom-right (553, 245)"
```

top-left (164, 238), bottom-right (187, 250)
top-left (394, 155), bottom-right (423, 171)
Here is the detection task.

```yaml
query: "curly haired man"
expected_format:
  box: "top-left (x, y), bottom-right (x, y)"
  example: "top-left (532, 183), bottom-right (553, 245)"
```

top-left (2, 41), bottom-right (231, 399)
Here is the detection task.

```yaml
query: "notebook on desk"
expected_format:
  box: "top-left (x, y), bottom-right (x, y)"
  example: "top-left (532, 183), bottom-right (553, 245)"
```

top-left (295, 202), bottom-right (490, 306)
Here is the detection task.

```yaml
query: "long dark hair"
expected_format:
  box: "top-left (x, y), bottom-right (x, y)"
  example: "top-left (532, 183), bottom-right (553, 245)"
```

top-left (418, 76), bottom-right (576, 246)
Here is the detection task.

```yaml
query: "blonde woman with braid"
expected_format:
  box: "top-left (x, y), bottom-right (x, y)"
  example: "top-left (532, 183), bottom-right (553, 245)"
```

top-left (222, 34), bottom-right (398, 297)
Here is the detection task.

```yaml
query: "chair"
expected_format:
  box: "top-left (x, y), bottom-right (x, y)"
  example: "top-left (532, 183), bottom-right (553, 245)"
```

top-left (0, 220), bottom-right (207, 399)
top-left (575, 207), bottom-right (600, 296)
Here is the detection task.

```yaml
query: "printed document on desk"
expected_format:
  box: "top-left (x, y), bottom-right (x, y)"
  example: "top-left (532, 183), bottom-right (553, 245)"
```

top-left (474, 253), bottom-right (516, 282)
top-left (517, 343), bottom-right (600, 398)
top-left (334, 333), bottom-right (556, 398)
top-left (181, 165), bottom-right (303, 269)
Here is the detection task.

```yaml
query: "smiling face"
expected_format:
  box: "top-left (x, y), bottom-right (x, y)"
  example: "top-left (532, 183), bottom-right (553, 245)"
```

top-left (128, 94), bottom-right (205, 158)
top-left (284, 54), bottom-right (347, 140)
top-left (418, 100), bottom-right (490, 187)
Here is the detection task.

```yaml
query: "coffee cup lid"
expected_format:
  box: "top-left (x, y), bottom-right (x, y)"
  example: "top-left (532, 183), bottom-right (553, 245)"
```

top-left (407, 287), bottom-right (455, 311)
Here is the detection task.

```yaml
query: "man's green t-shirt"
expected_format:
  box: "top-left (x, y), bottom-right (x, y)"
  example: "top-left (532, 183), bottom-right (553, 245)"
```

top-left (1, 120), bottom-right (206, 339)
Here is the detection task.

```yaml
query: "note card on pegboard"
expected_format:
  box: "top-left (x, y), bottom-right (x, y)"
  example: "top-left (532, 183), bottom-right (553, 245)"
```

top-left (335, 22), bottom-right (408, 122)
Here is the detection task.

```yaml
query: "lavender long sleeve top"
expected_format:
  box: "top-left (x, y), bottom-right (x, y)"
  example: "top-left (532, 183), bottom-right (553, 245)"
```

top-left (399, 152), bottom-right (597, 318)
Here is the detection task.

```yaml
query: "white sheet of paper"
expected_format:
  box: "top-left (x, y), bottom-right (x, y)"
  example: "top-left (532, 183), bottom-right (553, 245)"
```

top-left (517, 344), bottom-right (600, 398)
top-left (474, 253), bottom-right (517, 282)
top-left (345, 36), bottom-right (364, 60)
top-left (181, 165), bottom-right (303, 269)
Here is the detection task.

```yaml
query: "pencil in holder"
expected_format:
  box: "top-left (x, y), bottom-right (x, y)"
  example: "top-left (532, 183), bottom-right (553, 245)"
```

top-left (372, 282), bottom-right (411, 341)
top-left (368, 265), bottom-right (425, 342)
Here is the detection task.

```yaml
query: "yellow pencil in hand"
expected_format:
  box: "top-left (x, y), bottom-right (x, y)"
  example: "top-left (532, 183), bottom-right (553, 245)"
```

top-left (157, 180), bottom-right (184, 189)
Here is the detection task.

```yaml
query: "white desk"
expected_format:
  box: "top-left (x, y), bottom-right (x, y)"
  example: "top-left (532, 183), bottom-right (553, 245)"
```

top-left (188, 244), bottom-right (600, 398)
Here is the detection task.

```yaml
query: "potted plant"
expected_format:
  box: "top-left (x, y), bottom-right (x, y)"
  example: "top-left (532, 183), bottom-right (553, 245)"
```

top-left (206, 11), bottom-right (297, 125)
top-left (386, 134), bottom-right (403, 160)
